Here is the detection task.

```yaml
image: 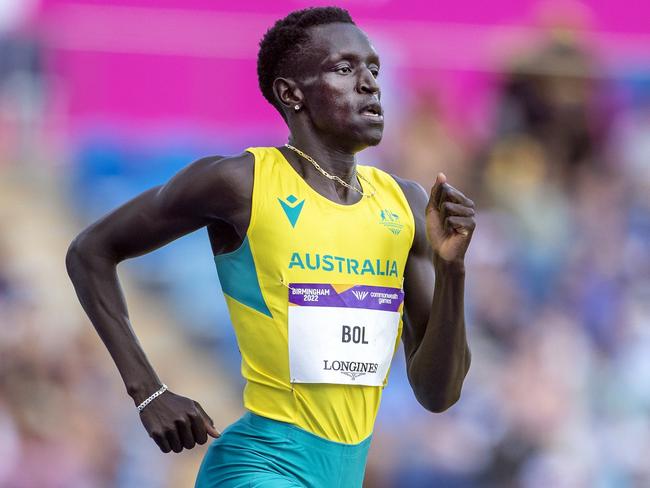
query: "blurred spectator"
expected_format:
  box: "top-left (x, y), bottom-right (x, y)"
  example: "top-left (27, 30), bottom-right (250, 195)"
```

top-left (492, 35), bottom-right (601, 184)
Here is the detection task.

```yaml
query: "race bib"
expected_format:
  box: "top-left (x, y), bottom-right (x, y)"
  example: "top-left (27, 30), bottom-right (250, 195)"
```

top-left (288, 283), bottom-right (404, 386)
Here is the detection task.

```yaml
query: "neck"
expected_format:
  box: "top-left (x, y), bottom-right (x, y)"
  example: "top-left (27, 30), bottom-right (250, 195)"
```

top-left (286, 133), bottom-right (359, 184)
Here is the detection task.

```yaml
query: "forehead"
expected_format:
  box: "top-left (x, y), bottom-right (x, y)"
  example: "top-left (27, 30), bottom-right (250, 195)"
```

top-left (306, 23), bottom-right (378, 61)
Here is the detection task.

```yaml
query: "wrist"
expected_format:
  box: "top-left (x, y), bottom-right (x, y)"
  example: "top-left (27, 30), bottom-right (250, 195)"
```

top-left (433, 255), bottom-right (466, 275)
top-left (126, 379), bottom-right (164, 405)
top-left (136, 384), bottom-right (168, 412)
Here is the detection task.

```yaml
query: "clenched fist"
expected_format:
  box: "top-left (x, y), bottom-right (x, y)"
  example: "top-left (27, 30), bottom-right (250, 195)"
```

top-left (425, 173), bottom-right (476, 264)
top-left (139, 390), bottom-right (220, 453)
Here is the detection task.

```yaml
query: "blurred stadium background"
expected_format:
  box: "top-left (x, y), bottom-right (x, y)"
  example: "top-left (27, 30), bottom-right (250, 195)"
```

top-left (1, 0), bottom-right (649, 486)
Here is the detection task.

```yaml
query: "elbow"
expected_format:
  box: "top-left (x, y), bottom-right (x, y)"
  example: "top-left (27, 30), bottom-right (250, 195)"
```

top-left (66, 231), bottom-right (109, 279)
top-left (66, 234), bottom-right (89, 280)
top-left (408, 360), bottom-right (470, 413)
top-left (66, 236), bottom-right (81, 276)
top-left (416, 389), bottom-right (462, 414)
top-left (408, 348), bottom-right (472, 413)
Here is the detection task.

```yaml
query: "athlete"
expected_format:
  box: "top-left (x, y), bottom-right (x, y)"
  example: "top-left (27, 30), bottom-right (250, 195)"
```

top-left (66, 7), bottom-right (474, 488)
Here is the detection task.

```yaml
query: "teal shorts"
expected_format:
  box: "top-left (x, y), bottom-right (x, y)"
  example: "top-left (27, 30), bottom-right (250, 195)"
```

top-left (194, 411), bottom-right (372, 488)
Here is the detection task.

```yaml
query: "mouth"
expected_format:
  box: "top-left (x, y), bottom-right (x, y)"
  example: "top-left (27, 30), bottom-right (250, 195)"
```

top-left (360, 102), bottom-right (384, 121)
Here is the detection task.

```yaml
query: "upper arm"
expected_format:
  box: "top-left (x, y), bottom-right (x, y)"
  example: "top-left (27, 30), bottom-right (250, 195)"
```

top-left (71, 152), bottom-right (254, 262)
top-left (392, 176), bottom-right (435, 363)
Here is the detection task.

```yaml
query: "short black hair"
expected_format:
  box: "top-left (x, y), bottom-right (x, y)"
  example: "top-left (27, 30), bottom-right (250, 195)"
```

top-left (257, 7), bottom-right (355, 118)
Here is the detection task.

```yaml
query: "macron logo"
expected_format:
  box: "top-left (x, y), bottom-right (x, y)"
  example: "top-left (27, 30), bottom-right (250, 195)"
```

top-left (278, 194), bottom-right (305, 228)
top-left (351, 290), bottom-right (369, 301)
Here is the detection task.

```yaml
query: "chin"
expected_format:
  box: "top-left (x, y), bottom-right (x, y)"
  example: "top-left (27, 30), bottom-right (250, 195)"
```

top-left (326, 124), bottom-right (383, 152)
top-left (366, 132), bottom-right (383, 146)
top-left (346, 133), bottom-right (383, 153)
top-left (363, 127), bottom-right (384, 147)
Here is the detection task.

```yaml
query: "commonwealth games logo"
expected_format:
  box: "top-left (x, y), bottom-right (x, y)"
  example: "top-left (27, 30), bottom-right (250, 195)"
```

top-left (380, 209), bottom-right (403, 235)
top-left (351, 290), bottom-right (369, 301)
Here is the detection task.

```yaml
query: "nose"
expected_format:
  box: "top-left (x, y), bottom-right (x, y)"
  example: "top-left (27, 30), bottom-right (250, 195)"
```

top-left (358, 67), bottom-right (380, 97)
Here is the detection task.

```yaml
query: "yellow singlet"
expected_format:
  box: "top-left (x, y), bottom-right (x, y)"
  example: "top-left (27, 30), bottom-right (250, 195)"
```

top-left (214, 147), bottom-right (415, 444)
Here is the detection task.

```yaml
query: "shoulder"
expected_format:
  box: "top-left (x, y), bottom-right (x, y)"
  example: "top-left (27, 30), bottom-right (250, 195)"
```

top-left (174, 151), bottom-right (254, 186)
top-left (359, 166), bottom-right (428, 212)
top-left (157, 151), bottom-right (255, 219)
top-left (389, 174), bottom-right (429, 215)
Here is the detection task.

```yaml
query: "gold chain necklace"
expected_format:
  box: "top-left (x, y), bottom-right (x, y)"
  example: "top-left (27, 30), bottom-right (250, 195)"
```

top-left (284, 144), bottom-right (376, 198)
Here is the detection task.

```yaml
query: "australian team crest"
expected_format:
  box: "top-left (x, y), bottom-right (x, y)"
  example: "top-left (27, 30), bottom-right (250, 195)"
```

top-left (380, 209), bottom-right (403, 235)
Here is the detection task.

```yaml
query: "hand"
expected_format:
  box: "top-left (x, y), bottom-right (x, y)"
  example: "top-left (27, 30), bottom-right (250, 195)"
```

top-left (425, 173), bottom-right (476, 264)
top-left (139, 390), bottom-right (220, 453)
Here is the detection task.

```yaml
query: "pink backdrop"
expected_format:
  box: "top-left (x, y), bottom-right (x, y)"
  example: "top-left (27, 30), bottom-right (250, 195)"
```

top-left (33, 0), bottom-right (650, 141)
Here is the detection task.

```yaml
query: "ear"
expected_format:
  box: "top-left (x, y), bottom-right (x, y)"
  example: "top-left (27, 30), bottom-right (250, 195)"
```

top-left (273, 77), bottom-right (304, 112)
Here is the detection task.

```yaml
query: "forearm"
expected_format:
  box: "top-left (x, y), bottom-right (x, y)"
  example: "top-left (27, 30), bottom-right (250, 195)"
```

top-left (407, 258), bottom-right (470, 412)
top-left (66, 237), bottom-right (163, 405)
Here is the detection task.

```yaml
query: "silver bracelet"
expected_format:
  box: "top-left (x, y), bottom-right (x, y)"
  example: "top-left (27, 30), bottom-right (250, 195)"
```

top-left (137, 384), bottom-right (168, 412)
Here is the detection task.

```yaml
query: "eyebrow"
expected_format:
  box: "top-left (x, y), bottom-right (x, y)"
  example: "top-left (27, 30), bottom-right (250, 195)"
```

top-left (325, 50), bottom-right (381, 66)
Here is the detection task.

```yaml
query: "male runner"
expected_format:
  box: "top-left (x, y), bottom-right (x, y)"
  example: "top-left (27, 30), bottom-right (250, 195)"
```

top-left (66, 7), bottom-right (475, 487)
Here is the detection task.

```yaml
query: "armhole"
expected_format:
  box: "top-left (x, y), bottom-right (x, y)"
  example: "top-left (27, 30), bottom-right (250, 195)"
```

top-left (383, 171), bottom-right (418, 252)
top-left (244, 147), bottom-right (262, 237)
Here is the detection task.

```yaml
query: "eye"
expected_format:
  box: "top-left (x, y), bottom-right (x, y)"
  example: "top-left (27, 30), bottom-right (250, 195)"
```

top-left (370, 68), bottom-right (380, 78)
top-left (335, 65), bottom-right (353, 74)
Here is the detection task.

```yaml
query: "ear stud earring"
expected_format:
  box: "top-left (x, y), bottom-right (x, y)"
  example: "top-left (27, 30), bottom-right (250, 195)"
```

top-left (294, 105), bottom-right (300, 111)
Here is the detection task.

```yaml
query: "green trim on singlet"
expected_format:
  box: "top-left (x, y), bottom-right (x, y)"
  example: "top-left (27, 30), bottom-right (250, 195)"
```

top-left (214, 236), bottom-right (272, 318)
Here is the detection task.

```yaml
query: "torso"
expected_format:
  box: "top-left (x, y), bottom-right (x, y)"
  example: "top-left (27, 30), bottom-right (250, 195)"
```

top-left (212, 146), bottom-right (416, 443)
